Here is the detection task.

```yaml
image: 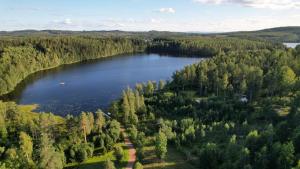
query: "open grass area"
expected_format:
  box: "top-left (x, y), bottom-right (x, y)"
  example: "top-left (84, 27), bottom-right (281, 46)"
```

top-left (18, 104), bottom-right (65, 122)
top-left (64, 143), bottom-right (129, 169)
top-left (142, 137), bottom-right (198, 169)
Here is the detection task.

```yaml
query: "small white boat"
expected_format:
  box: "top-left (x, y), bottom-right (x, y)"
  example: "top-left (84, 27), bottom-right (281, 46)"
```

top-left (59, 82), bottom-right (65, 85)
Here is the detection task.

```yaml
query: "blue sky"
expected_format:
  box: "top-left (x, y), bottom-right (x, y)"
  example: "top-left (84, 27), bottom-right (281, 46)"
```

top-left (1, 0), bottom-right (300, 32)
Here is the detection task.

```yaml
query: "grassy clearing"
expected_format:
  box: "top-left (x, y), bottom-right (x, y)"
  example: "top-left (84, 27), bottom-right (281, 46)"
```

top-left (142, 137), bottom-right (198, 169)
top-left (18, 104), bottom-right (65, 122)
top-left (64, 143), bottom-right (129, 169)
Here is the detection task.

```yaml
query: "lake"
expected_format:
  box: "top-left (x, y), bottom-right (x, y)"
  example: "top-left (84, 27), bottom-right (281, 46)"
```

top-left (283, 43), bottom-right (300, 48)
top-left (3, 53), bottom-right (201, 116)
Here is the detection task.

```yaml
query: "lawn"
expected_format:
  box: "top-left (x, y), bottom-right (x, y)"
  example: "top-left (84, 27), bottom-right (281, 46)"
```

top-left (64, 143), bottom-right (129, 169)
top-left (142, 137), bottom-right (198, 169)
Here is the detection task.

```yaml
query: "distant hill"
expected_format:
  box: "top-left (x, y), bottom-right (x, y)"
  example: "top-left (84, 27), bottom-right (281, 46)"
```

top-left (0, 29), bottom-right (199, 39)
top-left (220, 26), bottom-right (300, 42)
top-left (1, 26), bottom-right (300, 42)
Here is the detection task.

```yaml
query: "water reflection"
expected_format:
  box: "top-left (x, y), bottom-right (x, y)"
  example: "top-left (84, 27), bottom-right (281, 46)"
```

top-left (1, 53), bottom-right (202, 116)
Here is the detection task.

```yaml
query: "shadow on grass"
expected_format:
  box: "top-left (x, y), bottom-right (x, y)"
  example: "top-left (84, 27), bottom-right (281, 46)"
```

top-left (65, 160), bottom-right (128, 169)
top-left (142, 146), bottom-right (199, 169)
top-left (64, 161), bottom-right (105, 169)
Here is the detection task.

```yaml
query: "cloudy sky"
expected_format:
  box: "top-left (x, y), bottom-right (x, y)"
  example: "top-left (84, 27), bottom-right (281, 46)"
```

top-left (1, 0), bottom-right (300, 32)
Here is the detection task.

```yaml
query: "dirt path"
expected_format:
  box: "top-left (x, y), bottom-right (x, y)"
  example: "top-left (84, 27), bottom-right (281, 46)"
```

top-left (121, 128), bottom-right (136, 169)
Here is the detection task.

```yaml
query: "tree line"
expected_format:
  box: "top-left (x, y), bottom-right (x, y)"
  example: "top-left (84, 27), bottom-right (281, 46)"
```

top-left (0, 36), bottom-right (147, 95)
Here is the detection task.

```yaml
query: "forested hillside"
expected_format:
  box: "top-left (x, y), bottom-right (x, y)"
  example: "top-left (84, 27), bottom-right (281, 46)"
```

top-left (0, 36), bottom-right (147, 95)
top-left (221, 26), bottom-right (300, 42)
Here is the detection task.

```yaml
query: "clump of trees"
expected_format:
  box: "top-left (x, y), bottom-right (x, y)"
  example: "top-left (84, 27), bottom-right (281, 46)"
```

top-left (0, 101), bottom-right (122, 169)
top-left (155, 130), bottom-right (168, 160)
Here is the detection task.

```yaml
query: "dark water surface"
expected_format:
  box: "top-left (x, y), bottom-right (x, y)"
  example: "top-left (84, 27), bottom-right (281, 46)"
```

top-left (4, 53), bottom-right (201, 116)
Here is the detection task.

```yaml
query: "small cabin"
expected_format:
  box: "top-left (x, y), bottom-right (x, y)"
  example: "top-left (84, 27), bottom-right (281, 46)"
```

top-left (240, 95), bottom-right (248, 103)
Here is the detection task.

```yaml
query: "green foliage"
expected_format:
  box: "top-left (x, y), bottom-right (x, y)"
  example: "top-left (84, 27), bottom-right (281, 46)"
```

top-left (147, 37), bottom-right (277, 57)
top-left (108, 120), bottom-right (121, 143)
top-left (133, 161), bottom-right (143, 169)
top-left (0, 36), bottom-right (146, 95)
top-left (113, 145), bottom-right (124, 163)
top-left (38, 134), bottom-right (65, 169)
top-left (18, 132), bottom-right (33, 163)
top-left (222, 26), bottom-right (300, 42)
top-left (1, 31), bottom-right (300, 169)
top-left (120, 87), bottom-right (145, 125)
top-left (104, 159), bottom-right (116, 169)
top-left (110, 35), bottom-right (300, 169)
top-left (94, 109), bottom-right (106, 133)
top-left (268, 142), bottom-right (295, 169)
top-left (198, 143), bottom-right (222, 169)
top-left (128, 125), bottom-right (138, 142)
top-left (155, 130), bottom-right (168, 160)
top-left (293, 160), bottom-right (300, 169)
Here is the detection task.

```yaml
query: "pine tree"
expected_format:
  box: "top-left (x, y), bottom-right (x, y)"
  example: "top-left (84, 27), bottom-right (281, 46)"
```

top-left (80, 112), bottom-right (89, 143)
top-left (155, 130), bottom-right (167, 160)
top-left (145, 81), bottom-right (155, 95)
top-left (87, 112), bottom-right (94, 134)
top-left (38, 134), bottom-right (64, 169)
top-left (19, 132), bottom-right (33, 162)
top-left (158, 80), bottom-right (165, 90)
top-left (122, 91), bottom-right (130, 124)
top-left (104, 159), bottom-right (116, 169)
top-left (133, 162), bottom-right (143, 169)
top-left (94, 109), bottom-right (106, 133)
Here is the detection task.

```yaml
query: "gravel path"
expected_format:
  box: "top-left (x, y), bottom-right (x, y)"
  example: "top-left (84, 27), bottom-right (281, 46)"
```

top-left (122, 128), bottom-right (136, 169)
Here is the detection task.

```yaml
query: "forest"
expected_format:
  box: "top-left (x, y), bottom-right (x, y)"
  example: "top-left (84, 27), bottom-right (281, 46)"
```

top-left (0, 34), bottom-right (280, 96)
top-left (219, 26), bottom-right (300, 42)
top-left (111, 44), bottom-right (300, 169)
top-left (0, 32), bottom-right (300, 169)
top-left (0, 36), bottom-right (147, 95)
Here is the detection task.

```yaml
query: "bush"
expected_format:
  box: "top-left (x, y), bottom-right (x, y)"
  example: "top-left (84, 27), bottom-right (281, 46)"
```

top-left (136, 147), bottom-right (145, 162)
top-left (133, 162), bottom-right (143, 169)
top-left (114, 146), bottom-right (124, 163)
top-left (104, 159), bottom-right (116, 169)
top-left (76, 148), bottom-right (87, 162)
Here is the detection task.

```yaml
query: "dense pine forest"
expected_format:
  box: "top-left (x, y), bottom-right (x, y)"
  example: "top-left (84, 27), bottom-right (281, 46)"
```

top-left (0, 30), bottom-right (300, 169)
top-left (219, 26), bottom-right (300, 42)
top-left (111, 43), bottom-right (300, 169)
top-left (0, 36), bottom-right (147, 95)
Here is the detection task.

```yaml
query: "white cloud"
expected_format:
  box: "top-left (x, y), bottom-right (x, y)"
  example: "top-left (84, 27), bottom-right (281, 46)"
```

top-left (2, 14), bottom-right (300, 32)
top-left (150, 18), bottom-right (162, 23)
top-left (63, 18), bottom-right (72, 25)
top-left (158, 7), bottom-right (176, 13)
top-left (193, 0), bottom-right (300, 9)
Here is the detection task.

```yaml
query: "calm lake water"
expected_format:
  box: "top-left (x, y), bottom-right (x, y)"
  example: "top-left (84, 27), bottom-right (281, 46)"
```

top-left (4, 53), bottom-right (201, 116)
top-left (283, 43), bottom-right (300, 48)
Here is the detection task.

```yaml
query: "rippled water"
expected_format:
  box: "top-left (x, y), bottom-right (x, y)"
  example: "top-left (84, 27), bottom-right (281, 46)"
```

top-left (4, 53), bottom-right (202, 116)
